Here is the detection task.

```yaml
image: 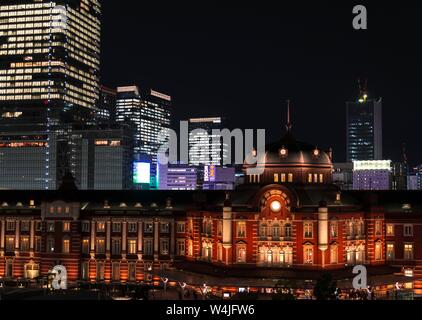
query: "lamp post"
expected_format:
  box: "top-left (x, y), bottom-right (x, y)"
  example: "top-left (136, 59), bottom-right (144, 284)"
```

top-left (161, 277), bottom-right (169, 292)
top-left (178, 282), bottom-right (187, 300)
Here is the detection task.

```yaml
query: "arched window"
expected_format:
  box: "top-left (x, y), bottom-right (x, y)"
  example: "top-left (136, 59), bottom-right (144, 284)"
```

top-left (330, 245), bottom-right (338, 264)
top-left (237, 246), bottom-right (247, 263)
top-left (303, 245), bottom-right (313, 264)
top-left (284, 247), bottom-right (293, 265)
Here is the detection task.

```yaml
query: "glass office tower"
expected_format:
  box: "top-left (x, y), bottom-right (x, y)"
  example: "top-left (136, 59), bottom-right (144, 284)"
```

top-left (346, 92), bottom-right (383, 162)
top-left (0, 0), bottom-right (101, 126)
top-left (116, 86), bottom-right (172, 189)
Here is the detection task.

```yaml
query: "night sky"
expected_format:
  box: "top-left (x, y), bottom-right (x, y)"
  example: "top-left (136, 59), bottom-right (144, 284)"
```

top-left (101, 1), bottom-right (422, 165)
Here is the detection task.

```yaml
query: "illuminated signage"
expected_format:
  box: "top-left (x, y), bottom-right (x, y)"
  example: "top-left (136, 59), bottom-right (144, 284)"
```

top-left (353, 160), bottom-right (392, 171)
top-left (204, 165), bottom-right (216, 182)
top-left (133, 162), bottom-right (151, 184)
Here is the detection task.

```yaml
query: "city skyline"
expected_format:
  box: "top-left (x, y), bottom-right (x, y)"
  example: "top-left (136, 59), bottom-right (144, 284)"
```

top-left (100, 1), bottom-right (422, 165)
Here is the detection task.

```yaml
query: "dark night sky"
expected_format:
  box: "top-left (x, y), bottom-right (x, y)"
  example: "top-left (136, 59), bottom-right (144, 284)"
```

top-left (100, 1), bottom-right (422, 165)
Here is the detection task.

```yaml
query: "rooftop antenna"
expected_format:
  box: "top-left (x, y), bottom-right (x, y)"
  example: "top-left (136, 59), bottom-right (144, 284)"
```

top-left (286, 100), bottom-right (292, 133)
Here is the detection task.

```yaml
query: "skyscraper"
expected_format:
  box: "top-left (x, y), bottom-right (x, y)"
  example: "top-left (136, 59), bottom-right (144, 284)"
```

top-left (0, 0), bottom-right (101, 126)
top-left (346, 82), bottom-right (382, 162)
top-left (96, 85), bottom-right (116, 124)
top-left (188, 117), bottom-right (228, 166)
top-left (115, 85), bottom-right (172, 188)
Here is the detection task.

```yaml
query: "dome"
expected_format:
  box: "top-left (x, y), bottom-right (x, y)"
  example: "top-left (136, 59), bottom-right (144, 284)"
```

top-left (264, 132), bottom-right (332, 167)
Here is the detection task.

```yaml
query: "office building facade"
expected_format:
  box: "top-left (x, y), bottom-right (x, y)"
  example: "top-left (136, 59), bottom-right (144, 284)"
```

top-left (116, 86), bottom-right (172, 189)
top-left (0, 0), bottom-right (101, 126)
top-left (346, 92), bottom-right (382, 162)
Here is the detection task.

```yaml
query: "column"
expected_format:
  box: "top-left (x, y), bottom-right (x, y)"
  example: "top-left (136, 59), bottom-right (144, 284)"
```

top-left (90, 221), bottom-right (96, 256)
top-left (137, 221), bottom-right (143, 259)
top-left (106, 221), bottom-right (111, 253)
top-left (154, 220), bottom-right (159, 260)
top-left (30, 220), bottom-right (35, 256)
top-left (0, 220), bottom-right (5, 250)
top-left (15, 220), bottom-right (20, 250)
top-left (170, 221), bottom-right (175, 260)
top-left (122, 221), bottom-right (127, 253)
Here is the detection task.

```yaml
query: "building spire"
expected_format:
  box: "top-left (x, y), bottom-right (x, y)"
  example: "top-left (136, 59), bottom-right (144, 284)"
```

top-left (286, 100), bottom-right (292, 133)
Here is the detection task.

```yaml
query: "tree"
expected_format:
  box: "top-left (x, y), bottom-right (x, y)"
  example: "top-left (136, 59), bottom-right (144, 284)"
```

top-left (314, 273), bottom-right (337, 300)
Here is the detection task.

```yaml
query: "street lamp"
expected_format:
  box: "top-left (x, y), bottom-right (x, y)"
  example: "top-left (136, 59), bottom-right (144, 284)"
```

top-left (178, 282), bottom-right (187, 300)
top-left (202, 283), bottom-right (208, 300)
top-left (161, 277), bottom-right (169, 292)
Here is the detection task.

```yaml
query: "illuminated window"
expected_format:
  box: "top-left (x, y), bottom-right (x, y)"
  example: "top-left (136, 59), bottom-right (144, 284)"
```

top-left (319, 174), bottom-right (324, 183)
top-left (308, 174), bottom-right (313, 183)
top-left (272, 224), bottom-right (280, 238)
top-left (128, 239), bottom-right (137, 255)
top-left (375, 242), bottom-right (382, 261)
top-left (96, 238), bottom-right (105, 254)
top-left (20, 237), bottom-right (29, 252)
top-left (62, 238), bottom-right (70, 254)
top-left (96, 222), bottom-right (106, 233)
top-left (330, 245), bottom-right (338, 264)
top-left (386, 224), bottom-right (394, 236)
top-left (288, 173), bottom-right (293, 183)
top-left (274, 174), bottom-right (279, 183)
top-left (281, 174), bottom-right (286, 183)
top-left (404, 244), bottom-right (414, 260)
top-left (82, 239), bottom-right (89, 254)
top-left (63, 222), bottom-right (71, 232)
top-left (304, 245), bottom-right (314, 264)
top-left (386, 243), bottom-right (395, 261)
top-left (237, 246), bottom-right (247, 263)
top-left (304, 222), bottom-right (313, 238)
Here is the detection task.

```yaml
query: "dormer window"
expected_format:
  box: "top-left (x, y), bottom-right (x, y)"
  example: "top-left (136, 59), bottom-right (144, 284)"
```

top-left (279, 147), bottom-right (288, 158)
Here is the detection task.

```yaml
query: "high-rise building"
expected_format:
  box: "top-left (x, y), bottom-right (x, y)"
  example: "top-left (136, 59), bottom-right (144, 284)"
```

top-left (346, 83), bottom-right (382, 162)
top-left (96, 85), bottom-right (116, 123)
top-left (68, 125), bottom-right (133, 190)
top-left (0, 124), bottom-right (134, 190)
top-left (0, 130), bottom-right (57, 190)
top-left (188, 117), bottom-right (228, 167)
top-left (352, 160), bottom-right (392, 190)
top-left (0, 0), bottom-right (101, 126)
top-left (116, 85), bottom-right (172, 189)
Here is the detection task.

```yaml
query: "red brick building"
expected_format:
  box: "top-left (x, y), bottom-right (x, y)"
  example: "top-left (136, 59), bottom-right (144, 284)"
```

top-left (1, 130), bottom-right (421, 287)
